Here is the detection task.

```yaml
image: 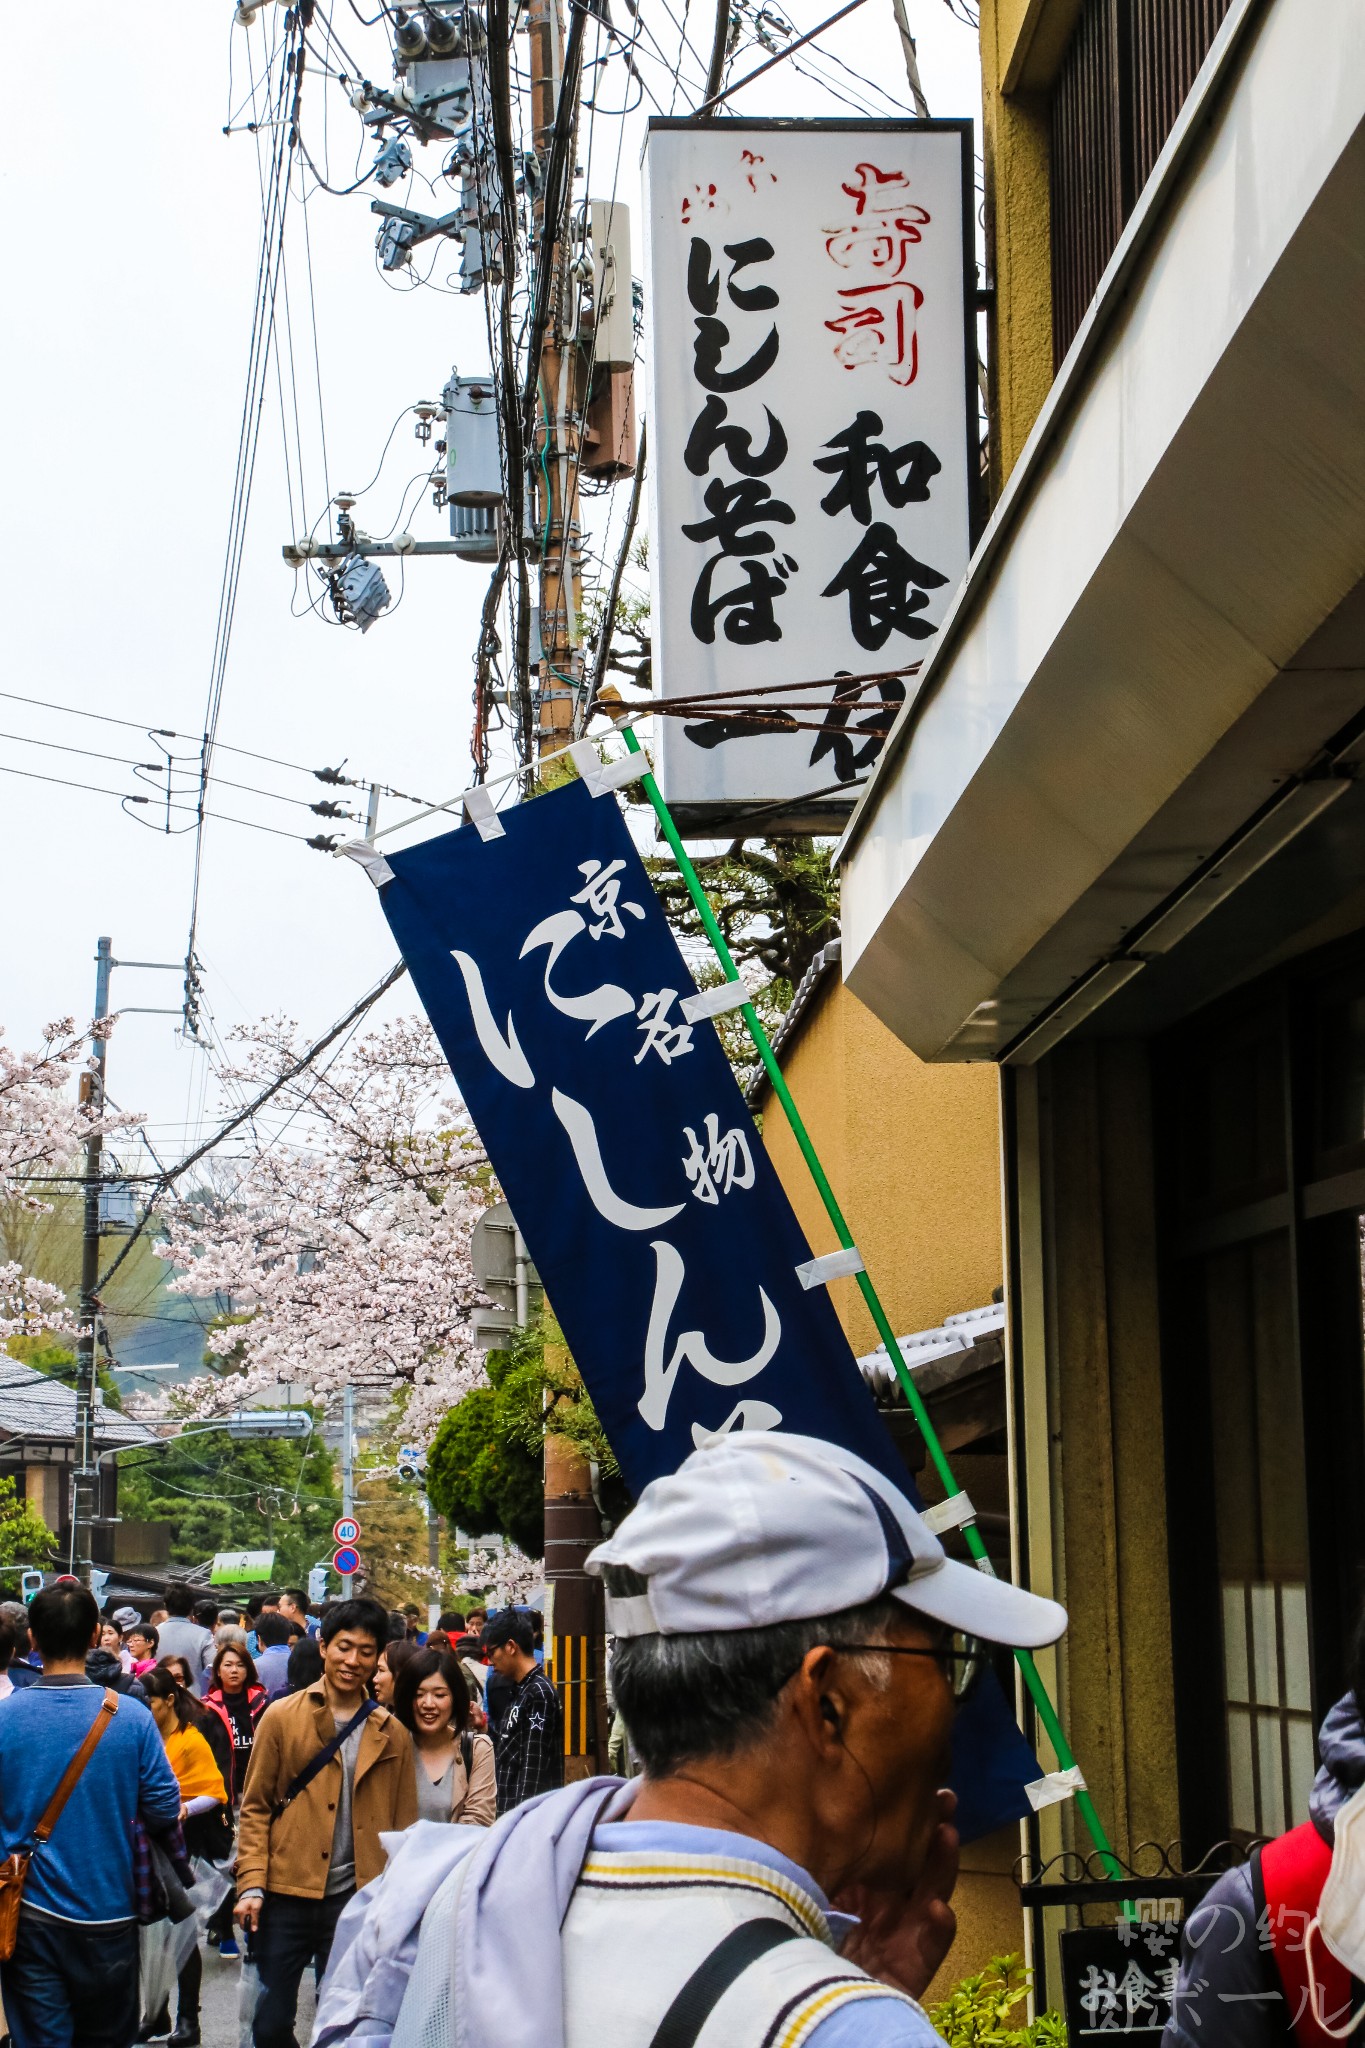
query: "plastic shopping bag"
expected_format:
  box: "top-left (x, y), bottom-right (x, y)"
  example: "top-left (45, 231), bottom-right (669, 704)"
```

top-left (189, 1854), bottom-right (234, 1923)
top-left (139, 1919), bottom-right (177, 2031)
top-left (239, 1955), bottom-right (261, 2048)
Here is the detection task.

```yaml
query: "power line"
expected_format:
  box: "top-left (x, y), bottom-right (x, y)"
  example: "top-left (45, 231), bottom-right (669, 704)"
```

top-left (0, 760), bottom-right (317, 843)
top-left (0, 687), bottom-right (437, 804)
top-left (94, 960), bottom-right (409, 1296)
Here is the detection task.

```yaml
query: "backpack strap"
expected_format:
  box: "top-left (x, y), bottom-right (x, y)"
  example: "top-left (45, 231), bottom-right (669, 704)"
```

top-left (1261, 1821), bottom-right (1365, 2044)
top-left (34, 1689), bottom-right (118, 1847)
top-left (649, 1920), bottom-right (800, 2048)
top-left (272, 1697), bottom-right (378, 1818)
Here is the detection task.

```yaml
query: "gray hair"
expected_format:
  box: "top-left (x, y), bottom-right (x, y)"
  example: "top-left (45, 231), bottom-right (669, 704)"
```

top-left (606, 1568), bottom-right (901, 1777)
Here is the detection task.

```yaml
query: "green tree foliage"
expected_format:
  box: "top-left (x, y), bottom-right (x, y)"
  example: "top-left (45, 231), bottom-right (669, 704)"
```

top-left (426, 1314), bottom-right (634, 1556)
top-left (115, 1415), bottom-right (340, 1584)
top-left (0, 1474), bottom-right (55, 1591)
top-left (0, 1185), bottom-right (176, 1360)
top-left (426, 1339), bottom-right (545, 1557)
top-left (928, 1955), bottom-right (1066, 2047)
top-left (646, 837), bottom-right (838, 993)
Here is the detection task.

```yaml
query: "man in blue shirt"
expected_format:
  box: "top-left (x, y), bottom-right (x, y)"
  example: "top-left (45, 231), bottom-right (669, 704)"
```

top-left (253, 1611), bottom-right (295, 1697)
top-left (0, 1580), bottom-right (181, 2048)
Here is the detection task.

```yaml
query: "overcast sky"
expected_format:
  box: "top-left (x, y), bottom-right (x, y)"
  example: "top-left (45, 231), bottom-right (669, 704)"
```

top-left (0, 2), bottom-right (980, 1168)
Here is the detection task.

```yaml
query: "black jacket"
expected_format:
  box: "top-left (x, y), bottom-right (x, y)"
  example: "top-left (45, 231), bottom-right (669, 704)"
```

top-left (85, 1647), bottom-right (147, 1701)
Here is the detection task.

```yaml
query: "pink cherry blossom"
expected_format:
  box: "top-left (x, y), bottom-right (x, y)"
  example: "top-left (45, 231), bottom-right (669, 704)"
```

top-left (0, 1019), bottom-right (141, 1336)
top-left (160, 1014), bottom-right (494, 1445)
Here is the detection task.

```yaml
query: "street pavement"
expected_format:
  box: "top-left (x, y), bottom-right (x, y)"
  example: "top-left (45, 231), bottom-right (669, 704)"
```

top-left (200, 1940), bottom-right (316, 2048)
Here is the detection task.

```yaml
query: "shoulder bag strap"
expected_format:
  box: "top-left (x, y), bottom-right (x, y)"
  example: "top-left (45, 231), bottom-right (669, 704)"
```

top-left (33, 1688), bottom-right (119, 1847)
top-left (275, 1697), bottom-right (379, 1815)
top-left (649, 1920), bottom-right (801, 2048)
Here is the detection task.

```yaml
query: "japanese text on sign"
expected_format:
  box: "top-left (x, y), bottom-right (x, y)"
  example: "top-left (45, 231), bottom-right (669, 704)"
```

top-left (646, 120), bottom-right (974, 828)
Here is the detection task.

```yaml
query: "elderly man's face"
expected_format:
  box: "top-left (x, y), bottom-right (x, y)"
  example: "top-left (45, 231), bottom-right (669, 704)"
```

top-left (805, 1612), bottom-right (957, 1891)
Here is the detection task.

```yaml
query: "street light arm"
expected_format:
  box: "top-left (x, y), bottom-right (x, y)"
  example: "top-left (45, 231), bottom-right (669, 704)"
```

top-left (92, 1412), bottom-right (315, 1474)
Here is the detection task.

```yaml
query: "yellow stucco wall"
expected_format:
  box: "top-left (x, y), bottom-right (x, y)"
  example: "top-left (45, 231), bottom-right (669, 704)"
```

top-left (757, 975), bottom-right (1004, 1363)
top-left (979, 0), bottom-right (1070, 488)
top-left (758, 976), bottom-right (1018, 1996)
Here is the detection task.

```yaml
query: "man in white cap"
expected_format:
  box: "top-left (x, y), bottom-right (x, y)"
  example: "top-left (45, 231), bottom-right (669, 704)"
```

top-left (314, 1430), bottom-right (1067, 2048)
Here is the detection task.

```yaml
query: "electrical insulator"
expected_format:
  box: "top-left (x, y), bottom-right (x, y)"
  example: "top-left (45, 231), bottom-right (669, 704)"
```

top-left (424, 7), bottom-right (462, 54)
top-left (393, 9), bottom-right (428, 58)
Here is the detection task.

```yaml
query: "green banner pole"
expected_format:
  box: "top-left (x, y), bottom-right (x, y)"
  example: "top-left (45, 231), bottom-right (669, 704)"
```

top-left (620, 723), bottom-right (1123, 1881)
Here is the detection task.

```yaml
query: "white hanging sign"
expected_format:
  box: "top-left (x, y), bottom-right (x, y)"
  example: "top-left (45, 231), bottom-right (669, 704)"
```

top-left (644, 119), bottom-right (976, 832)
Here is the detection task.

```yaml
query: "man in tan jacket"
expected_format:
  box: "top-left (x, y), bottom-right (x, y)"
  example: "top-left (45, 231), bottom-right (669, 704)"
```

top-left (235, 1597), bottom-right (417, 2048)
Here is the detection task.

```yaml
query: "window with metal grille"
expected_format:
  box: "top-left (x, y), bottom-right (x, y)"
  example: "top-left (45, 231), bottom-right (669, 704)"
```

top-left (1049, 0), bottom-right (1234, 366)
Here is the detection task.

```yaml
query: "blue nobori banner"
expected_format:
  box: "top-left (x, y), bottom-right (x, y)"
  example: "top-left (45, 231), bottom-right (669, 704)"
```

top-left (377, 775), bottom-right (900, 1493)
top-left (371, 776), bottom-right (1043, 1838)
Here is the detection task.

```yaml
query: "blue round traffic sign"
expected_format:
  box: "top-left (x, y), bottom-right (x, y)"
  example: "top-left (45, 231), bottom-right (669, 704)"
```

top-left (332, 1545), bottom-right (361, 1577)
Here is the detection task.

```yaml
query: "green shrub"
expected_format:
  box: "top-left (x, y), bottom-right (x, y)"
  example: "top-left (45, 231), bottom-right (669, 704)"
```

top-left (927, 1954), bottom-right (1066, 2047)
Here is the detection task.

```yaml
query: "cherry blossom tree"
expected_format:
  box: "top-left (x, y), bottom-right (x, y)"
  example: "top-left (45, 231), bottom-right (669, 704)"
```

top-left (160, 1014), bottom-right (493, 1444)
top-left (0, 1018), bottom-right (139, 1341)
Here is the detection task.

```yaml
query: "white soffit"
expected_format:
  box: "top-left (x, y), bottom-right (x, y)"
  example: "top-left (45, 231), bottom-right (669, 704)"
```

top-left (839, 0), bottom-right (1365, 1060)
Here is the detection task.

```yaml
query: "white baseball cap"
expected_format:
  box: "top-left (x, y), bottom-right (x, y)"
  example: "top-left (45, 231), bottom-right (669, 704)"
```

top-left (587, 1431), bottom-right (1066, 1650)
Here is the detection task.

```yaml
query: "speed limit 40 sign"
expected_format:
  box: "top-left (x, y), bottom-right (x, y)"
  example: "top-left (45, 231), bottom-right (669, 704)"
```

top-left (333, 1516), bottom-right (360, 1546)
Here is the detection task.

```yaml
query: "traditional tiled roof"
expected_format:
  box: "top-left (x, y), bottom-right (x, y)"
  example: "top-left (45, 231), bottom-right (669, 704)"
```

top-left (0, 1358), bottom-right (159, 1450)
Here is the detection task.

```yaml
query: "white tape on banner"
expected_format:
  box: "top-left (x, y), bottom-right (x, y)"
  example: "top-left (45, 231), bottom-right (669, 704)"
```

top-left (339, 841), bottom-right (395, 888)
top-left (796, 1246), bottom-right (866, 1290)
top-left (568, 740), bottom-right (647, 797)
top-left (1025, 1764), bottom-right (1087, 1812)
top-left (921, 1492), bottom-right (976, 1536)
top-left (680, 981), bottom-right (752, 1023)
top-left (461, 786), bottom-right (506, 841)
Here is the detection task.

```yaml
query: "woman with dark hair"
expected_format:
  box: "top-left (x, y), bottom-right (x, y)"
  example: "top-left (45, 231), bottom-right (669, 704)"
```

top-left (198, 1642), bottom-right (269, 1961)
top-left (157, 1653), bottom-right (231, 1787)
top-left (141, 1667), bottom-right (231, 2046)
top-left (392, 1647), bottom-right (496, 1826)
top-left (285, 1632), bottom-right (323, 1692)
top-left (373, 1632), bottom-right (420, 1706)
top-left (199, 1642), bottom-right (268, 1807)
top-left (127, 1620), bottom-right (159, 1675)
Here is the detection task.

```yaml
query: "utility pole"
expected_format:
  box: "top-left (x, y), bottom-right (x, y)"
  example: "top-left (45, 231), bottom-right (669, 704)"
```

top-left (523, 0), bottom-right (608, 1778)
top-left (528, 0), bottom-right (585, 756)
top-left (341, 1382), bottom-right (356, 1597)
top-left (70, 937), bottom-right (112, 1578)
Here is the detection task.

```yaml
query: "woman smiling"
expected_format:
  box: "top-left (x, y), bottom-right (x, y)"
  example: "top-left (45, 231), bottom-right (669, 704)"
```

top-left (392, 1648), bottom-right (495, 1826)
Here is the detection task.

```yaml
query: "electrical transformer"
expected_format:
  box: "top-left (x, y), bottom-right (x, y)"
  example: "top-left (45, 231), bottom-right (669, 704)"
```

top-left (443, 371), bottom-right (502, 505)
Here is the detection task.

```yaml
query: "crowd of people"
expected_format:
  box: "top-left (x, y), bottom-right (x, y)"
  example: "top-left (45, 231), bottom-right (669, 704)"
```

top-left (6, 1430), bottom-right (1362, 2048)
top-left (0, 1580), bottom-right (561, 2047)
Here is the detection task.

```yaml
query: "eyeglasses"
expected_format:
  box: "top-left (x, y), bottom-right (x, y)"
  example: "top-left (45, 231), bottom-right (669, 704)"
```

top-left (827, 1634), bottom-right (987, 1703)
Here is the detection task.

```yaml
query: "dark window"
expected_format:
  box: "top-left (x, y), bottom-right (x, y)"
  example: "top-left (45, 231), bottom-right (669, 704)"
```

top-left (1156, 939), bottom-right (1365, 1852)
top-left (1050, 0), bottom-right (1235, 365)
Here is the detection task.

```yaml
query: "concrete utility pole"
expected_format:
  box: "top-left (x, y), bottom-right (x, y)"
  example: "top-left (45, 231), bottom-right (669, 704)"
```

top-left (528, 0), bottom-right (586, 756)
top-left (523, 0), bottom-right (608, 1778)
top-left (70, 937), bottom-right (112, 1577)
top-left (341, 1381), bottom-right (356, 1597)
